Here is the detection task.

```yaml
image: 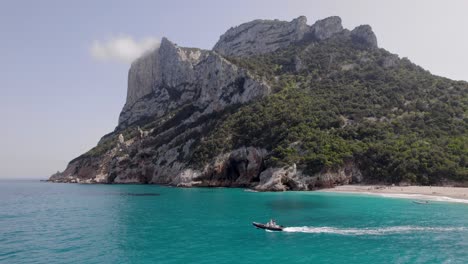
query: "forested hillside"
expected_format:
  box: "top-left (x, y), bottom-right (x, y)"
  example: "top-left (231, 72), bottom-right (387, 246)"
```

top-left (193, 35), bottom-right (467, 185)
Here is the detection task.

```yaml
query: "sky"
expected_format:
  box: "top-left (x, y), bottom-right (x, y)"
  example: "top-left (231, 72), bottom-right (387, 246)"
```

top-left (1, 0), bottom-right (468, 179)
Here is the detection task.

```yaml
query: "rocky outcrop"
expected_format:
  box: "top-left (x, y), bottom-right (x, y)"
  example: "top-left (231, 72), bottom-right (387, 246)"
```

top-left (350, 25), bottom-right (378, 49)
top-left (213, 16), bottom-right (310, 57)
top-left (49, 148), bottom-right (119, 184)
top-left (194, 147), bottom-right (268, 187)
top-left (381, 54), bottom-right (399, 68)
top-left (164, 149), bottom-right (363, 191)
top-left (213, 16), bottom-right (348, 57)
top-left (254, 162), bottom-right (362, 191)
top-left (309, 16), bottom-right (343, 40)
top-left (255, 165), bottom-right (299, 192)
top-left (119, 37), bottom-right (270, 128)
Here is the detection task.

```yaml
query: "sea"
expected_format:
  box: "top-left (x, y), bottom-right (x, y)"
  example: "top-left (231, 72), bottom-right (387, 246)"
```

top-left (1, 180), bottom-right (467, 264)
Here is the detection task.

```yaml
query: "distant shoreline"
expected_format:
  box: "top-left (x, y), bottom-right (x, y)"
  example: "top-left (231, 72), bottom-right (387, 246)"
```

top-left (320, 185), bottom-right (468, 204)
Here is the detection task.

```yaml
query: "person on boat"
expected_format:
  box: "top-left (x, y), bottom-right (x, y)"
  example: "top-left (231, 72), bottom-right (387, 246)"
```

top-left (267, 219), bottom-right (277, 227)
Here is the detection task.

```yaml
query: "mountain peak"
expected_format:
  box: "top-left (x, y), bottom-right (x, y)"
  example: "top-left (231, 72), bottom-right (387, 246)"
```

top-left (213, 16), bottom-right (349, 57)
top-left (309, 16), bottom-right (343, 40)
top-left (213, 16), bottom-right (309, 57)
top-left (350, 25), bottom-right (378, 48)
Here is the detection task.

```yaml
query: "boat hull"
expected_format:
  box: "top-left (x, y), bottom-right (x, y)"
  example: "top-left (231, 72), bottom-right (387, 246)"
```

top-left (252, 222), bottom-right (284, 231)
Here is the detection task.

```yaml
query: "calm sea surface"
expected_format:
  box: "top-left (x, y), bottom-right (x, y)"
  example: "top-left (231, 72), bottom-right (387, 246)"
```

top-left (0, 180), bottom-right (467, 263)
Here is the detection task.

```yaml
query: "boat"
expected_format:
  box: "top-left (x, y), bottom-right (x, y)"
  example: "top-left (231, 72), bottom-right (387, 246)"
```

top-left (252, 222), bottom-right (284, 231)
top-left (412, 200), bottom-right (429, 204)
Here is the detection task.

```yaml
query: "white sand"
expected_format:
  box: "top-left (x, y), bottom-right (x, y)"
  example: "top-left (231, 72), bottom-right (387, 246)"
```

top-left (320, 185), bottom-right (468, 204)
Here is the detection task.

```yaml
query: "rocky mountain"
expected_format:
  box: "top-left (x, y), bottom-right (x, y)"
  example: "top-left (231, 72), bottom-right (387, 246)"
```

top-left (118, 37), bottom-right (270, 129)
top-left (49, 16), bottom-right (467, 190)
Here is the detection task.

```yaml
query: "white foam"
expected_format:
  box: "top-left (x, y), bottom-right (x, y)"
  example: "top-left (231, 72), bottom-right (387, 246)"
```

top-left (282, 226), bottom-right (466, 235)
top-left (376, 193), bottom-right (468, 204)
top-left (324, 191), bottom-right (468, 204)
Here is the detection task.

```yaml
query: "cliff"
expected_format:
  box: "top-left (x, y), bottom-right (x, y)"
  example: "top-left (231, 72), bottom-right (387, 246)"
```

top-left (119, 37), bottom-right (270, 128)
top-left (49, 16), bottom-right (467, 189)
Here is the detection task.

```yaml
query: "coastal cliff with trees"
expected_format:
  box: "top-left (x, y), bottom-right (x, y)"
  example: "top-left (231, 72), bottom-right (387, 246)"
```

top-left (49, 16), bottom-right (467, 190)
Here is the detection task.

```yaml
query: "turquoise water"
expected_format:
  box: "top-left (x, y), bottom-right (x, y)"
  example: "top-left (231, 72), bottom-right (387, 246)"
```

top-left (1, 181), bottom-right (467, 264)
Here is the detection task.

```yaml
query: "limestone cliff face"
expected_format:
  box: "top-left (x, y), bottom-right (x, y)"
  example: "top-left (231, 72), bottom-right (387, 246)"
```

top-left (119, 37), bottom-right (269, 128)
top-left (51, 37), bottom-right (272, 185)
top-left (350, 25), bottom-right (378, 49)
top-left (213, 16), bottom-right (310, 57)
top-left (254, 162), bottom-right (362, 192)
top-left (309, 16), bottom-right (343, 41)
top-left (213, 16), bottom-right (348, 57)
top-left (49, 16), bottom-right (370, 190)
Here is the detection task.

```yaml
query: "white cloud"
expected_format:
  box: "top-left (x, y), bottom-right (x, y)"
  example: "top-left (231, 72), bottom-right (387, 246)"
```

top-left (90, 35), bottom-right (160, 63)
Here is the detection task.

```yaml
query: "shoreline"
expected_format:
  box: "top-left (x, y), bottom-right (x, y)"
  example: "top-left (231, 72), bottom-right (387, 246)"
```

top-left (40, 180), bottom-right (468, 204)
top-left (320, 185), bottom-right (468, 204)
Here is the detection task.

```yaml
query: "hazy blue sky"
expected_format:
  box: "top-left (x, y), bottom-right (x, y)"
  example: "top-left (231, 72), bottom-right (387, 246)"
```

top-left (1, 0), bottom-right (468, 178)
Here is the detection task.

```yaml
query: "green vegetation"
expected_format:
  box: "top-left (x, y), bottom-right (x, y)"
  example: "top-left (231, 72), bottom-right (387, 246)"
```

top-left (77, 126), bottom-right (140, 160)
top-left (192, 37), bottom-right (467, 185)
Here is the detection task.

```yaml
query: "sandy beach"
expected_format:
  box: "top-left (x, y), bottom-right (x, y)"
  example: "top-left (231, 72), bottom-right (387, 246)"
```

top-left (321, 185), bottom-right (468, 204)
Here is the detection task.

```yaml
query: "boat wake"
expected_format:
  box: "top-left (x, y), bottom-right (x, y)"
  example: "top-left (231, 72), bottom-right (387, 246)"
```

top-left (282, 226), bottom-right (466, 235)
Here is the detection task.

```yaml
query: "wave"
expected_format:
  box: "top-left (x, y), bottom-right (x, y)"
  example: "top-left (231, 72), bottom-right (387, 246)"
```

top-left (323, 191), bottom-right (468, 204)
top-left (376, 193), bottom-right (468, 204)
top-left (282, 226), bottom-right (467, 235)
